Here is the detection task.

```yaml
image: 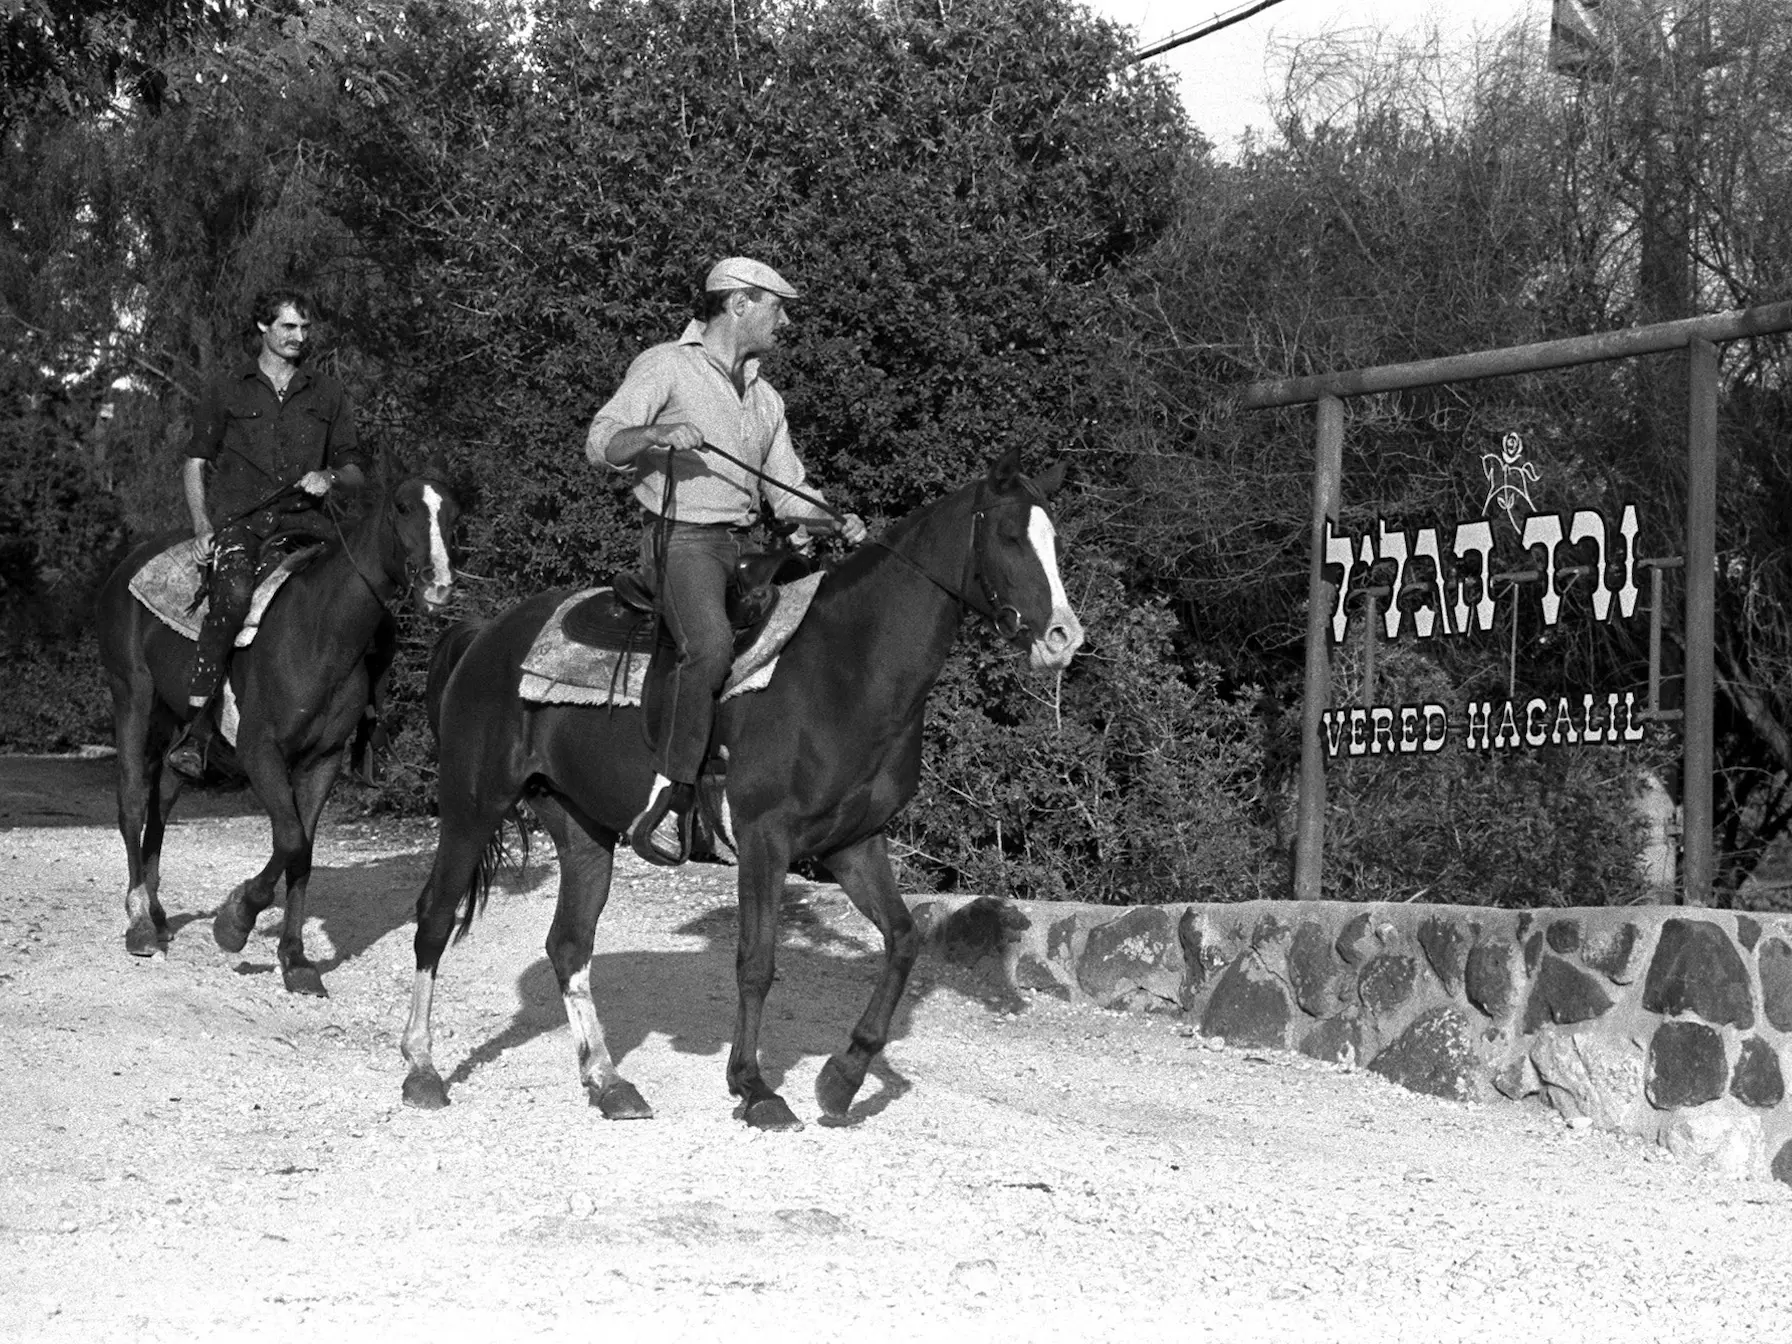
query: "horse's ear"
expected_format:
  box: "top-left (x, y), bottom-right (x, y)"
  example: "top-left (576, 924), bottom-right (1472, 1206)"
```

top-left (987, 444), bottom-right (1024, 492)
top-left (422, 451), bottom-right (450, 482)
top-left (1033, 460), bottom-right (1068, 498)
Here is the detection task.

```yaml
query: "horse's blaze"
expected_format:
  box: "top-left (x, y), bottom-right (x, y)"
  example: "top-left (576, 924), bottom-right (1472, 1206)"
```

top-left (420, 485), bottom-right (455, 609)
top-left (1026, 505), bottom-right (1084, 671)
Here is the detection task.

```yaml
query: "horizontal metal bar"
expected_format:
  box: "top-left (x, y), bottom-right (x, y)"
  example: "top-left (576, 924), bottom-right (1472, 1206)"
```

top-left (1241, 300), bottom-right (1792, 408)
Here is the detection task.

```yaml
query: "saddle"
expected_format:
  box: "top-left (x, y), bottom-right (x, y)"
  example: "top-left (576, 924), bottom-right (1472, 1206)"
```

top-left (129, 534), bottom-right (326, 647)
top-left (555, 547), bottom-right (814, 774)
top-left (560, 548), bottom-right (808, 655)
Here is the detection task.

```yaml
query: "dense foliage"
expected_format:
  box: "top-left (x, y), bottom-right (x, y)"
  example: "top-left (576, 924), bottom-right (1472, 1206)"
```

top-left (6, 0), bottom-right (1791, 907)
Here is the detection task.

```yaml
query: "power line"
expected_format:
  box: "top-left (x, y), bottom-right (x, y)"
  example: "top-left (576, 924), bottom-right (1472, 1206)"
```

top-left (1131, 0), bottom-right (1291, 63)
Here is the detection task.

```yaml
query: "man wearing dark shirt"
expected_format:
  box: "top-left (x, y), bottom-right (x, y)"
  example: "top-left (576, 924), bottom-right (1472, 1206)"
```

top-left (167, 290), bottom-right (368, 779)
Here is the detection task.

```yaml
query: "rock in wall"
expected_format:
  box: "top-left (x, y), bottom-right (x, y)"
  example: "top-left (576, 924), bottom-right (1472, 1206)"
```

top-left (908, 895), bottom-right (1792, 1187)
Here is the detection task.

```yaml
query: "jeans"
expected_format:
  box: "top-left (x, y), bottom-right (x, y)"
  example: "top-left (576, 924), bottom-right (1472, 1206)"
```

top-left (188, 520), bottom-right (262, 703)
top-left (186, 504), bottom-right (326, 703)
top-left (644, 519), bottom-right (744, 784)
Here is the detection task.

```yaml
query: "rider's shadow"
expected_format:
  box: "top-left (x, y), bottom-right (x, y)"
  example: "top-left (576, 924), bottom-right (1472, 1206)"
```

top-left (447, 883), bottom-right (1017, 1123)
top-left (227, 849), bottom-right (429, 979)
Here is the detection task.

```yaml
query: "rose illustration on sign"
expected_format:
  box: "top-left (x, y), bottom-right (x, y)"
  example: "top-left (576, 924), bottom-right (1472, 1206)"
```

top-left (1482, 431), bottom-right (1539, 532)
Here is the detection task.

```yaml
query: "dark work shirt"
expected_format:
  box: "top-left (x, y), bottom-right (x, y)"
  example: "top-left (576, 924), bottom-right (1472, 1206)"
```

top-left (185, 359), bottom-right (367, 526)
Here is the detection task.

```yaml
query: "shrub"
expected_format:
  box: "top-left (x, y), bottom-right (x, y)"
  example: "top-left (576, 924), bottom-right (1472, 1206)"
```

top-left (895, 555), bottom-right (1280, 903)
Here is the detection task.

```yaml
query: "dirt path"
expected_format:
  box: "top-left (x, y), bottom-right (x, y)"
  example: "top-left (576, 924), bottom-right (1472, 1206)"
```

top-left (2, 755), bottom-right (1790, 1343)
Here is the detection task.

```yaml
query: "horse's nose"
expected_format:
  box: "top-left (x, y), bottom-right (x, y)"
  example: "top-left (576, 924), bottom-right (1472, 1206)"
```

top-left (1033, 616), bottom-right (1084, 669)
top-left (421, 582), bottom-right (454, 610)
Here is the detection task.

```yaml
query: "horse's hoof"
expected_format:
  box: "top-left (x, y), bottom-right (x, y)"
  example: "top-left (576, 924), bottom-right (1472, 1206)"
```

top-left (815, 1057), bottom-right (863, 1120)
top-left (402, 1069), bottom-right (450, 1110)
top-left (281, 964), bottom-right (328, 998)
top-left (590, 1079), bottom-right (654, 1120)
top-left (124, 921), bottom-right (163, 959)
top-left (742, 1096), bottom-right (804, 1132)
top-left (211, 884), bottom-right (254, 953)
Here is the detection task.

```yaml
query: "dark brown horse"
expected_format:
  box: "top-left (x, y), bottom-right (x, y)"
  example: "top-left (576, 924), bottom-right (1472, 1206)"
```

top-left (402, 447), bottom-right (1083, 1129)
top-left (95, 466), bottom-right (460, 995)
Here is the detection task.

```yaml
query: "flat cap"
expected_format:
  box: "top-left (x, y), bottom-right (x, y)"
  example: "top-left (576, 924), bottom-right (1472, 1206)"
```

top-left (704, 256), bottom-right (800, 299)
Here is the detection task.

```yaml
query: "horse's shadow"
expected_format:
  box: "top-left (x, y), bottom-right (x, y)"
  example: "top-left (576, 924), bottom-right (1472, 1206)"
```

top-left (222, 849), bottom-right (430, 981)
top-left (446, 883), bottom-right (1016, 1123)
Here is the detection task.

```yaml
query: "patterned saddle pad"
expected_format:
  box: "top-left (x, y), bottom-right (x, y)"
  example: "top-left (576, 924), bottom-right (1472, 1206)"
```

top-left (127, 538), bottom-right (324, 751)
top-left (518, 571), bottom-right (826, 707)
top-left (127, 538), bottom-right (322, 648)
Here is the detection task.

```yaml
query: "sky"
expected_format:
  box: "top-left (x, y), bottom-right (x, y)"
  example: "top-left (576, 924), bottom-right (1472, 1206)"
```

top-left (1091, 0), bottom-right (1548, 150)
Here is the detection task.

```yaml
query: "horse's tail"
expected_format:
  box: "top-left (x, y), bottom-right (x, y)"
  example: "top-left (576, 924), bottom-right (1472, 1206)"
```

top-left (420, 614), bottom-right (524, 941)
top-left (449, 808), bottom-right (528, 944)
top-left (425, 617), bottom-right (488, 742)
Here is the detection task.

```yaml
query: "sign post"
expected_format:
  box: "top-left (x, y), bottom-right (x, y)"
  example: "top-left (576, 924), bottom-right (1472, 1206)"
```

top-left (1294, 396), bottom-right (1344, 901)
top-left (1683, 338), bottom-right (1719, 905)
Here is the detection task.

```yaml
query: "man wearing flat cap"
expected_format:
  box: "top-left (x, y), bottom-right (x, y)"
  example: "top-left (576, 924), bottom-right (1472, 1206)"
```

top-left (586, 256), bottom-right (867, 866)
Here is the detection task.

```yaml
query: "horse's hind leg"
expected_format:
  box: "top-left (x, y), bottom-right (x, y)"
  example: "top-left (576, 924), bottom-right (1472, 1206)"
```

top-left (532, 794), bottom-right (651, 1120)
top-left (813, 832), bottom-right (921, 1123)
top-left (112, 673), bottom-right (172, 957)
top-left (402, 786), bottom-right (518, 1110)
top-left (136, 755), bottom-right (183, 943)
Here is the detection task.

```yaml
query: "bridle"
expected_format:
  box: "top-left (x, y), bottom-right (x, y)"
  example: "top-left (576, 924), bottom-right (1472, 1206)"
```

top-left (322, 481), bottom-right (444, 609)
top-left (867, 487), bottom-right (1042, 645)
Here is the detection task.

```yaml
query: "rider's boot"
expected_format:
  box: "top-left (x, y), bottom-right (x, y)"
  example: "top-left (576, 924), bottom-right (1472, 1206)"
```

top-left (627, 775), bottom-right (694, 867)
top-left (167, 696), bottom-right (214, 782)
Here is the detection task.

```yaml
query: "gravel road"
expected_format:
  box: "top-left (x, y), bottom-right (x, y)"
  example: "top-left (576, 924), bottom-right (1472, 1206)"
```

top-left (2, 756), bottom-right (1789, 1342)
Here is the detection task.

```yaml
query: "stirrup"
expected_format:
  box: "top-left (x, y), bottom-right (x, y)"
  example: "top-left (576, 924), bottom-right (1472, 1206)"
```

top-left (167, 716), bottom-right (211, 781)
top-left (627, 783), bottom-right (693, 867)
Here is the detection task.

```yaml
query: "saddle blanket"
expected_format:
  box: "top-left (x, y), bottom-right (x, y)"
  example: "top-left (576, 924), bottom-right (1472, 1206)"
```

top-left (127, 538), bottom-right (318, 648)
top-left (517, 571), bottom-right (825, 707)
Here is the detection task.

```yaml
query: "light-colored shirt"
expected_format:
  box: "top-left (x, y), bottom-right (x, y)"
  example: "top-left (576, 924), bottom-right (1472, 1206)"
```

top-left (584, 321), bottom-right (823, 527)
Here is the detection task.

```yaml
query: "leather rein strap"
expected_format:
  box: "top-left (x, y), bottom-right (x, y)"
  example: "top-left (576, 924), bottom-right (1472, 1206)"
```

top-left (324, 488), bottom-right (412, 608)
top-left (669, 441), bottom-right (1033, 642)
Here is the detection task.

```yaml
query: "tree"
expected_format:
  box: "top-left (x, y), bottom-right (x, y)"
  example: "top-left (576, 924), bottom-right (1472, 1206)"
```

top-left (1, 0), bottom-right (227, 134)
top-left (7, 0), bottom-right (1284, 906)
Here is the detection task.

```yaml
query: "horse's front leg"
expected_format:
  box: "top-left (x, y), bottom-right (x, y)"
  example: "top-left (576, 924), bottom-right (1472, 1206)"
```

top-left (814, 832), bottom-right (920, 1122)
top-left (269, 748), bottom-right (345, 997)
top-left (728, 828), bottom-right (802, 1131)
top-left (211, 731), bottom-right (301, 975)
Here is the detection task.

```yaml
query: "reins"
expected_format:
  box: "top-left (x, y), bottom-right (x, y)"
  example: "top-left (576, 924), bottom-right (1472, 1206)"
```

top-left (322, 492), bottom-right (404, 607)
top-left (864, 510), bottom-right (1030, 642)
top-left (205, 478), bottom-right (394, 604)
top-left (691, 439), bottom-right (847, 526)
top-left (663, 441), bottom-right (1035, 643)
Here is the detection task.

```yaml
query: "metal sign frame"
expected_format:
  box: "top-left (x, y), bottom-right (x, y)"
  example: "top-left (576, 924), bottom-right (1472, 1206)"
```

top-left (1242, 299), bottom-right (1792, 906)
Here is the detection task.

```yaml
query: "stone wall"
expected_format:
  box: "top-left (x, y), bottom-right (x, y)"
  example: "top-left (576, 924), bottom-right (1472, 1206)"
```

top-left (909, 895), bottom-right (1792, 1185)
